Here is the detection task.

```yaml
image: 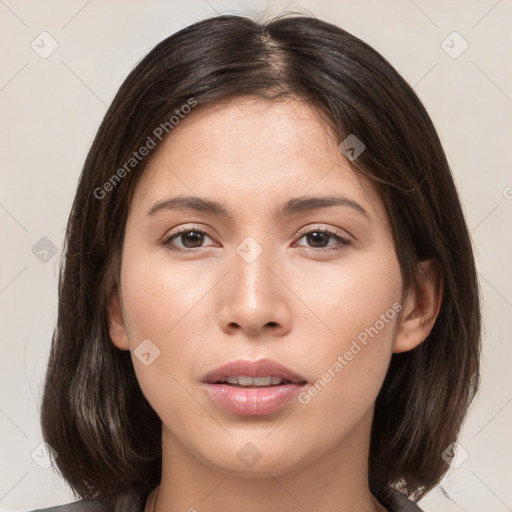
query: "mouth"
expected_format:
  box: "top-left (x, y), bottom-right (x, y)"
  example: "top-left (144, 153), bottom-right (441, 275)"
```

top-left (213, 375), bottom-right (295, 387)
top-left (202, 359), bottom-right (308, 416)
top-left (203, 358), bottom-right (307, 386)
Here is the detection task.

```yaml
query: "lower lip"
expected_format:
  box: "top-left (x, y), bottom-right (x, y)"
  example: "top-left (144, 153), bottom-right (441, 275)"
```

top-left (203, 382), bottom-right (305, 416)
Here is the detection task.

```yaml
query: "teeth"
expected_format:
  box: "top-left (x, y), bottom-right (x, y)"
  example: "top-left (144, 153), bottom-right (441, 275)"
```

top-left (220, 375), bottom-right (285, 386)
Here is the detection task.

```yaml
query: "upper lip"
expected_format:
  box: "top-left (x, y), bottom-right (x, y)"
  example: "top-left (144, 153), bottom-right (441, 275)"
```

top-left (203, 358), bottom-right (307, 384)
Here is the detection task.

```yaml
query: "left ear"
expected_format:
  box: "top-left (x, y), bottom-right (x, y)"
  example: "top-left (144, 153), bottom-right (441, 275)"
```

top-left (394, 259), bottom-right (444, 353)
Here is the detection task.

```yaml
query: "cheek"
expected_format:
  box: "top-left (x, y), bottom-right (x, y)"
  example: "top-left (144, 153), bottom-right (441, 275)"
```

top-left (290, 246), bottom-right (402, 348)
top-left (120, 248), bottom-right (218, 342)
top-left (117, 247), bottom-right (221, 412)
top-left (291, 250), bottom-right (401, 424)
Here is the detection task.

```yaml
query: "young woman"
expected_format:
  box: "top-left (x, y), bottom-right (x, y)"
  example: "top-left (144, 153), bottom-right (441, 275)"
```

top-left (35, 13), bottom-right (481, 512)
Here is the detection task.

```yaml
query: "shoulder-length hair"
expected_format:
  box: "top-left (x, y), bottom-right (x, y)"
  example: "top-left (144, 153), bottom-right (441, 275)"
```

top-left (40, 13), bottom-right (481, 507)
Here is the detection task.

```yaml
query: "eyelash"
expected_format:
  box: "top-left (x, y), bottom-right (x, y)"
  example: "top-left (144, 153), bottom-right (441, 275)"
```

top-left (161, 225), bottom-right (352, 253)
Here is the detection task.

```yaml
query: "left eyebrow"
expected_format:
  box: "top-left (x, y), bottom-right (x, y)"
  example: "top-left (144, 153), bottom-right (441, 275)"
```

top-left (276, 195), bottom-right (371, 220)
top-left (146, 194), bottom-right (371, 221)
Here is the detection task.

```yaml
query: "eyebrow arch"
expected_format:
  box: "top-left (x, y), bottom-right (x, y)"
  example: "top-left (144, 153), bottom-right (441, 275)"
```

top-left (146, 194), bottom-right (370, 220)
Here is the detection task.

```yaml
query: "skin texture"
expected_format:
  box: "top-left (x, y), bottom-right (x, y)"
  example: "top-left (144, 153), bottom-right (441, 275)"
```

top-left (107, 97), bottom-right (443, 512)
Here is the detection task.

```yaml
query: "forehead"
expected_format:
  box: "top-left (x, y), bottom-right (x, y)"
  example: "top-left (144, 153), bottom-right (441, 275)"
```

top-left (130, 97), bottom-right (385, 223)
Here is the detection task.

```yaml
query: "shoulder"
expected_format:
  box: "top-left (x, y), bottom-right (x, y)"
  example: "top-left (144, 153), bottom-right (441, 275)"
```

top-left (382, 487), bottom-right (425, 512)
top-left (27, 491), bottom-right (144, 512)
top-left (27, 499), bottom-right (107, 512)
top-left (28, 487), bottom-right (422, 512)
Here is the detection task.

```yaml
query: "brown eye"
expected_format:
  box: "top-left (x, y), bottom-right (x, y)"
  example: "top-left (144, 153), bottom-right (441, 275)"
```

top-left (295, 229), bottom-right (352, 252)
top-left (305, 231), bottom-right (330, 248)
top-left (163, 228), bottom-right (214, 250)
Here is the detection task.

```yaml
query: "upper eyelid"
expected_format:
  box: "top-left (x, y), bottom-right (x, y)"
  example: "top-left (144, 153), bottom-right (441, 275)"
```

top-left (164, 225), bottom-right (215, 241)
top-left (295, 224), bottom-right (352, 240)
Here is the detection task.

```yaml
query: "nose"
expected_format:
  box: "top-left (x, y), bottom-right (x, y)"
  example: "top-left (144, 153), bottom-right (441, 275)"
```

top-left (218, 241), bottom-right (292, 338)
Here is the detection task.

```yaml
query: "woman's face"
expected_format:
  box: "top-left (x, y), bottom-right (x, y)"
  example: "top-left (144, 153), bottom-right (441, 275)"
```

top-left (108, 97), bottom-right (405, 476)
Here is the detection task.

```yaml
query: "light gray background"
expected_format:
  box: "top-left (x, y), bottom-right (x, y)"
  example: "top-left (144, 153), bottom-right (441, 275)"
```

top-left (1, 0), bottom-right (511, 511)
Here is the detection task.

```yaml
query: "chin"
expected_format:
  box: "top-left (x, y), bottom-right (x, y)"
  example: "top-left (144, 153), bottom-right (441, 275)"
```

top-left (197, 440), bottom-right (313, 478)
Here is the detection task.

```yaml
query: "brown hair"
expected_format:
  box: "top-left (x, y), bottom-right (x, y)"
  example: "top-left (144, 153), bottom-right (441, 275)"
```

top-left (40, 12), bottom-right (481, 507)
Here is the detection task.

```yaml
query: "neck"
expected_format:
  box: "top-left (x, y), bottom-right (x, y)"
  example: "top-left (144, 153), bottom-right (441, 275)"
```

top-left (148, 407), bottom-right (386, 512)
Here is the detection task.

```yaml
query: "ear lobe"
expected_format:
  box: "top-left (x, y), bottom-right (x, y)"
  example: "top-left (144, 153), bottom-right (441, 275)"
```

top-left (106, 285), bottom-right (130, 350)
top-left (393, 259), bottom-right (444, 354)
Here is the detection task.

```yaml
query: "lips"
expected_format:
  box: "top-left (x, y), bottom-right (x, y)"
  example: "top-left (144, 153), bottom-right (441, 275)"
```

top-left (202, 358), bottom-right (307, 385)
top-left (202, 359), bottom-right (307, 416)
